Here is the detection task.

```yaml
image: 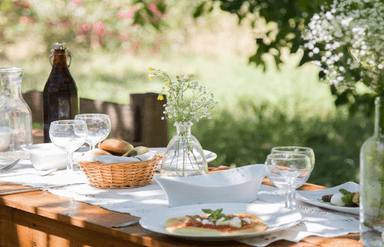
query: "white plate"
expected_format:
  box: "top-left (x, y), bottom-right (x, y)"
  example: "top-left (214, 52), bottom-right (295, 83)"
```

top-left (297, 181), bottom-right (360, 214)
top-left (149, 148), bottom-right (217, 163)
top-left (139, 203), bottom-right (302, 240)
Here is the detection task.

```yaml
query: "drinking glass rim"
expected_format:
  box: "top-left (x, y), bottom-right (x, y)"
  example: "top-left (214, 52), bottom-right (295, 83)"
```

top-left (266, 153), bottom-right (310, 161)
top-left (0, 67), bottom-right (24, 73)
top-left (75, 113), bottom-right (110, 117)
top-left (271, 146), bottom-right (313, 152)
top-left (50, 120), bottom-right (87, 125)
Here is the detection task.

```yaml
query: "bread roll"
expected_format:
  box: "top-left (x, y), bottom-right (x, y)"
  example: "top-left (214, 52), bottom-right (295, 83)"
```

top-left (99, 139), bottom-right (134, 156)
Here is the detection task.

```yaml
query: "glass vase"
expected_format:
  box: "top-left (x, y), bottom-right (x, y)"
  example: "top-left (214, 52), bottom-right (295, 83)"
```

top-left (360, 96), bottom-right (384, 246)
top-left (160, 123), bottom-right (208, 177)
top-left (0, 67), bottom-right (33, 163)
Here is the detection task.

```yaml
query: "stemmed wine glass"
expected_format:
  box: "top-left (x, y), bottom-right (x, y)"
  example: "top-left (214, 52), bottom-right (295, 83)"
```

top-left (271, 146), bottom-right (315, 178)
top-left (271, 146), bottom-right (315, 165)
top-left (74, 114), bottom-right (111, 150)
top-left (269, 146), bottom-right (315, 209)
top-left (49, 120), bottom-right (88, 172)
top-left (265, 153), bottom-right (313, 209)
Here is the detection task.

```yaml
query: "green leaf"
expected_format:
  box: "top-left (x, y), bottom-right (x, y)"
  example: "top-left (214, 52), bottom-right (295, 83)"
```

top-left (202, 208), bottom-right (227, 219)
top-left (193, 2), bottom-right (205, 18)
top-left (202, 209), bottom-right (213, 214)
top-left (339, 189), bottom-right (354, 204)
top-left (214, 208), bottom-right (223, 214)
top-left (339, 189), bottom-right (348, 195)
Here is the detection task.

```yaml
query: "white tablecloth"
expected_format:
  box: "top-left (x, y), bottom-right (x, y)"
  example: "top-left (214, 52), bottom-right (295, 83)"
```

top-left (0, 159), bottom-right (359, 247)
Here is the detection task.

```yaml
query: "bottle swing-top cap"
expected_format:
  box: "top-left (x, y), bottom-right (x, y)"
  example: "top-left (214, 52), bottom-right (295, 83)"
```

top-left (53, 42), bottom-right (66, 50)
top-left (50, 42), bottom-right (71, 66)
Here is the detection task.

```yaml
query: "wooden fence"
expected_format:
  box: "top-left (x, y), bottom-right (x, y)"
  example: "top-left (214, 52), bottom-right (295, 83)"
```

top-left (23, 91), bottom-right (168, 147)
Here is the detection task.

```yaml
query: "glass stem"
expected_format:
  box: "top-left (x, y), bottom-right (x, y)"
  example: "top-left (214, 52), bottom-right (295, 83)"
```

top-left (285, 180), bottom-right (296, 210)
top-left (67, 151), bottom-right (74, 171)
top-left (90, 144), bottom-right (95, 150)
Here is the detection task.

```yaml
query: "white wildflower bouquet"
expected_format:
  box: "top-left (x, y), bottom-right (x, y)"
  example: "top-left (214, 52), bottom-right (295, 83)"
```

top-left (302, 0), bottom-right (384, 95)
top-left (148, 67), bottom-right (218, 124)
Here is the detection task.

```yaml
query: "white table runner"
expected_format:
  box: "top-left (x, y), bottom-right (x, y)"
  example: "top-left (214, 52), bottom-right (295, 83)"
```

top-left (0, 159), bottom-right (359, 246)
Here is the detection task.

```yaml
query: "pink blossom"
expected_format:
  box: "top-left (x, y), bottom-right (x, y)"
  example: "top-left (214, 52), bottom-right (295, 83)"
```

top-left (93, 21), bottom-right (105, 37)
top-left (81, 23), bottom-right (90, 31)
top-left (70, 0), bottom-right (83, 7)
top-left (117, 6), bottom-right (140, 19)
top-left (19, 16), bottom-right (34, 24)
top-left (148, 3), bottom-right (162, 16)
top-left (13, 1), bottom-right (31, 9)
top-left (131, 42), bottom-right (140, 52)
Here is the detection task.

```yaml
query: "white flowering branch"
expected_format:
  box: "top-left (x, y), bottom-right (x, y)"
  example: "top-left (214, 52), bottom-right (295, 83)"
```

top-left (148, 67), bottom-right (218, 124)
top-left (302, 0), bottom-right (384, 95)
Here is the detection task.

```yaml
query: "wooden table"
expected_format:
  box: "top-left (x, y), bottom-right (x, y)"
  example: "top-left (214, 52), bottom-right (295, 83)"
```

top-left (0, 176), bottom-right (362, 247)
top-left (0, 131), bottom-right (362, 246)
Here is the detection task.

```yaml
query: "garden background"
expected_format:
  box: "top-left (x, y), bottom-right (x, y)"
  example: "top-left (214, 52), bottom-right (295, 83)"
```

top-left (0, 0), bottom-right (372, 187)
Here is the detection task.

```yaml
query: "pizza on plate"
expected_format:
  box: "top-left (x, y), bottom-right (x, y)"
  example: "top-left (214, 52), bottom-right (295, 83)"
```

top-left (164, 208), bottom-right (268, 235)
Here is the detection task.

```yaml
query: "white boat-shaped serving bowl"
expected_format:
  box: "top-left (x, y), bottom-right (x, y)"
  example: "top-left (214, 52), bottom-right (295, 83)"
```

top-left (155, 164), bottom-right (266, 207)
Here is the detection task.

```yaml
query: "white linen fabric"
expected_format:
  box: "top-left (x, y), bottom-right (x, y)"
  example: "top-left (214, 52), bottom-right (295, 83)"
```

top-left (0, 160), bottom-right (359, 246)
top-left (239, 185), bottom-right (359, 246)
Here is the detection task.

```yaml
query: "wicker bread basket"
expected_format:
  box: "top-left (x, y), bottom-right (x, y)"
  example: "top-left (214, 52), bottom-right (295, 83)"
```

top-left (78, 153), bottom-right (162, 189)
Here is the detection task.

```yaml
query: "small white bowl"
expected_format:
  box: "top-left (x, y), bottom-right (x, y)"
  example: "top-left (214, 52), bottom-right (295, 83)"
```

top-left (155, 164), bottom-right (266, 207)
top-left (23, 143), bottom-right (68, 170)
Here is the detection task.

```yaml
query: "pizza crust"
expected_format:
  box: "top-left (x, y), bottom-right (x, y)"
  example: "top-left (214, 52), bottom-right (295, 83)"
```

top-left (164, 213), bottom-right (268, 235)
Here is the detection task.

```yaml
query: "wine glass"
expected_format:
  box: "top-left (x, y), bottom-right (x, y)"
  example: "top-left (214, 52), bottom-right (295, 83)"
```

top-left (74, 114), bottom-right (111, 150)
top-left (265, 153), bottom-right (312, 209)
top-left (270, 147), bottom-right (315, 209)
top-left (271, 146), bottom-right (315, 175)
top-left (49, 120), bottom-right (87, 172)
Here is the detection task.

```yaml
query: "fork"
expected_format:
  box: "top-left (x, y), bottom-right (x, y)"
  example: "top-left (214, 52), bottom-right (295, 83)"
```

top-left (0, 159), bottom-right (20, 172)
top-left (0, 168), bottom-right (57, 177)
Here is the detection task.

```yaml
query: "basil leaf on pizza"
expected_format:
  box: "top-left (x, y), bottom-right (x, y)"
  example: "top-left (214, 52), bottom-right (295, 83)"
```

top-left (164, 208), bottom-right (268, 235)
top-left (202, 208), bottom-right (228, 220)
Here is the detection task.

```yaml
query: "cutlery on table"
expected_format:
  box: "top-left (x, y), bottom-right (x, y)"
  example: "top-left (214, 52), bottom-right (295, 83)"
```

top-left (34, 168), bottom-right (57, 176)
top-left (111, 219), bottom-right (140, 228)
top-left (0, 168), bottom-right (58, 177)
top-left (0, 182), bottom-right (87, 196)
top-left (0, 159), bottom-right (20, 172)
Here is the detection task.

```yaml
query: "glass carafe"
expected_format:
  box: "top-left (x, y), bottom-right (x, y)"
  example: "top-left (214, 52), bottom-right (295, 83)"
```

top-left (0, 67), bottom-right (32, 163)
top-left (160, 123), bottom-right (208, 177)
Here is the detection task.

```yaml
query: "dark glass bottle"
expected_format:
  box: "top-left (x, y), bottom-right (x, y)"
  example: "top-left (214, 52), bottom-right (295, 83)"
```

top-left (43, 42), bottom-right (79, 143)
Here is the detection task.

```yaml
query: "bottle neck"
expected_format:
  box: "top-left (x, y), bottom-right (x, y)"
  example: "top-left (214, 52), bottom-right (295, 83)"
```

top-left (374, 97), bottom-right (384, 136)
top-left (52, 49), bottom-right (68, 68)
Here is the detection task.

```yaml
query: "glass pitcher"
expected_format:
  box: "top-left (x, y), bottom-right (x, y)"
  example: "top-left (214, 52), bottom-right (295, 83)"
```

top-left (0, 67), bottom-right (32, 163)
